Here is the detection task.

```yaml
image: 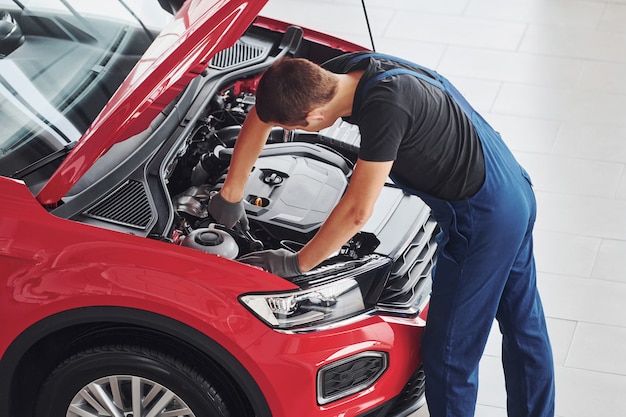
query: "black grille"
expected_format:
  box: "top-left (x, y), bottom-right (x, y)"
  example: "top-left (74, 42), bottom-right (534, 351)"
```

top-left (352, 366), bottom-right (426, 417)
top-left (84, 180), bottom-right (153, 229)
top-left (387, 366), bottom-right (426, 416)
top-left (209, 38), bottom-right (269, 70)
top-left (318, 352), bottom-right (387, 404)
top-left (378, 215), bottom-right (438, 310)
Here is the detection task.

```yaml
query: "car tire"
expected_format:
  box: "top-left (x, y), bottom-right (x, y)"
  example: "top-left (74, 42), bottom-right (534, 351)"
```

top-left (34, 344), bottom-right (231, 417)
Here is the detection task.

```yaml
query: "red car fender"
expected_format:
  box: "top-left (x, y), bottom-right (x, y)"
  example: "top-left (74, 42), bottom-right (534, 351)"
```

top-left (0, 176), bottom-right (291, 357)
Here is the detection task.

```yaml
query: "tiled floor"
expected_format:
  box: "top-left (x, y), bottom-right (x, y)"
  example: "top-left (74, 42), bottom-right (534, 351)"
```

top-left (260, 1), bottom-right (626, 416)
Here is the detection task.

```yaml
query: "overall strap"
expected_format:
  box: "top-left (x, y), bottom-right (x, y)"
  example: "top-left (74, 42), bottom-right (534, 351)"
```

top-left (347, 52), bottom-right (440, 78)
top-left (348, 52), bottom-right (445, 98)
top-left (361, 67), bottom-right (445, 99)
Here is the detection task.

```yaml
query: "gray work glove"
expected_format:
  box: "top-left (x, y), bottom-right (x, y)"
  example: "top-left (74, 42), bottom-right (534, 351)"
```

top-left (238, 249), bottom-right (302, 279)
top-left (208, 192), bottom-right (249, 231)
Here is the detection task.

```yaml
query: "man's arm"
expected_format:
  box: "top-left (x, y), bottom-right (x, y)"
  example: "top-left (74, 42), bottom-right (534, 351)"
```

top-left (297, 159), bottom-right (394, 272)
top-left (220, 106), bottom-right (273, 202)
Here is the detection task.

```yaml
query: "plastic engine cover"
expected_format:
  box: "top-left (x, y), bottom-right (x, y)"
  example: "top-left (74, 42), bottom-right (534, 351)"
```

top-left (242, 152), bottom-right (348, 241)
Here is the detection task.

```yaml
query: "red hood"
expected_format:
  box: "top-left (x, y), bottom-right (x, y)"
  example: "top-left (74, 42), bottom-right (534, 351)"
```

top-left (36, 0), bottom-right (267, 206)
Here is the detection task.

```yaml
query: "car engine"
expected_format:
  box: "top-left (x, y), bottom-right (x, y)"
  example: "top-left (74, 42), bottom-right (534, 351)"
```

top-left (167, 80), bottom-right (377, 262)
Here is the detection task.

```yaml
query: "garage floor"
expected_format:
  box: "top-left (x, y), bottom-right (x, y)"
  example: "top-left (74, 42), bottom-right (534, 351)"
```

top-left (261, 1), bottom-right (626, 416)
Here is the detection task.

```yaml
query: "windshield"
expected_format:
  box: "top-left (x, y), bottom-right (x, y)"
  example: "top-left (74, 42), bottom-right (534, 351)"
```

top-left (0, 0), bottom-right (172, 186)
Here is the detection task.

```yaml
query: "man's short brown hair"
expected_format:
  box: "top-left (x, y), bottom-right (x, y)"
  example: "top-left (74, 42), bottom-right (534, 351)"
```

top-left (255, 57), bottom-right (337, 126)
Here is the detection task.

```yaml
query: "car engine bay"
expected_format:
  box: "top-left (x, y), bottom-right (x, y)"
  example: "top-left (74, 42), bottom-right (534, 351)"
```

top-left (167, 77), bottom-right (384, 266)
top-left (52, 26), bottom-right (437, 312)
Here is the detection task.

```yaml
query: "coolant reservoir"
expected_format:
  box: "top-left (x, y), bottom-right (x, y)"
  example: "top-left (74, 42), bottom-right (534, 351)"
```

top-left (181, 224), bottom-right (239, 259)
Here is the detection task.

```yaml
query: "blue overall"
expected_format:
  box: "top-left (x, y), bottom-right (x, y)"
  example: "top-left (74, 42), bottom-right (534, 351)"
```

top-left (353, 53), bottom-right (555, 417)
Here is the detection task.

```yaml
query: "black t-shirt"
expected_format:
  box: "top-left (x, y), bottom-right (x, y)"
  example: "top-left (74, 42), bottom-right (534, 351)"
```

top-left (322, 52), bottom-right (485, 200)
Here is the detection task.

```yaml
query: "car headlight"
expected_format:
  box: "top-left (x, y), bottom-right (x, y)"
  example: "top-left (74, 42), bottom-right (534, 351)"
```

top-left (239, 255), bottom-right (392, 331)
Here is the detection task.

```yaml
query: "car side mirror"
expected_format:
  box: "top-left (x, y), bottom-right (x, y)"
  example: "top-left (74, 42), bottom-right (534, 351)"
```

top-left (0, 11), bottom-right (24, 57)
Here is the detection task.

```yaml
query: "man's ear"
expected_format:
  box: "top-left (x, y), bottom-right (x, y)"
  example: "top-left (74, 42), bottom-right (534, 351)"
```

top-left (305, 107), bottom-right (325, 123)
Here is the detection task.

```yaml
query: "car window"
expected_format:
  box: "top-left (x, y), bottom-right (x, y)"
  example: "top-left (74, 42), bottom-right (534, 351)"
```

top-left (0, 0), bottom-right (172, 184)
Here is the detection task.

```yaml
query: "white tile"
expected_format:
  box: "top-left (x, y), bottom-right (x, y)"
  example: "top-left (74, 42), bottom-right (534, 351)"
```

top-left (483, 114), bottom-right (560, 154)
top-left (438, 46), bottom-right (584, 89)
top-left (477, 355), bottom-right (506, 408)
top-left (533, 230), bottom-right (601, 278)
top-left (588, 0), bottom-right (626, 4)
top-left (618, 172), bottom-right (626, 200)
top-left (365, 0), bottom-right (470, 15)
top-left (534, 192), bottom-right (626, 240)
top-left (539, 273), bottom-right (626, 328)
top-left (579, 61), bottom-right (626, 94)
top-left (566, 322), bottom-right (626, 375)
top-left (553, 123), bottom-right (626, 164)
top-left (475, 404), bottom-right (507, 417)
top-left (600, 4), bottom-right (626, 33)
top-left (519, 24), bottom-right (626, 62)
top-left (591, 239), bottom-right (626, 283)
top-left (466, 0), bottom-right (605, 28)
top-left (516, 152), bottom-right (623, 198)
top-left (554, 366), bottom-right (626, 417)
top-left (384, 12), bottom-right (527, 50)
top-left (494, 83), bottom-right (626, 126)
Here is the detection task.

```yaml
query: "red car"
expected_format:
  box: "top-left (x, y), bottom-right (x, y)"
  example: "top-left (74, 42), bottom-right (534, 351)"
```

top-left (0, 1), bottom-right (437, 416)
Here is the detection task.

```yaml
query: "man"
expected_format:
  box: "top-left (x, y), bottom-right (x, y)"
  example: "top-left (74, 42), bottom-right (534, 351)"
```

top-left (209, 53), bottom-right (555, 417)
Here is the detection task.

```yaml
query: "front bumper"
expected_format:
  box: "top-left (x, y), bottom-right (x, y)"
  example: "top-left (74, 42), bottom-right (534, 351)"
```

top-left (241, 313), bottom-right (426, 417)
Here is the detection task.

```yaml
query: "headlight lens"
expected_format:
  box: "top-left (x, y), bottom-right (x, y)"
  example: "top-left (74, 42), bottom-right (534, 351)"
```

top-left (240, 255), bottom-right (392, 331)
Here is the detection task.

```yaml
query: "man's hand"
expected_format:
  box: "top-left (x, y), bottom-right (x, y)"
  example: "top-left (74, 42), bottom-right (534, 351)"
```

top-left (295, 159), bottom-right (393, 272)
top-left (238, 249), bottom-right (302, 278)
top-left (208, 192), bottom-right (249, 231)
top-left (210, 106), bottom-right (272, 231)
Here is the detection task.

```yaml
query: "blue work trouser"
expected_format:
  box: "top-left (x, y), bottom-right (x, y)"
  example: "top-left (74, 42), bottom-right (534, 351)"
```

top-left (351, 52), bottom-right (555, 416)
top-left (394, 76), bottom-right (555, 416)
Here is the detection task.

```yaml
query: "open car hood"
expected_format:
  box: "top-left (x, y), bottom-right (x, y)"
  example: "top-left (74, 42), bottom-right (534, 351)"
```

top-left (36, 0), bottom-right (267, 205)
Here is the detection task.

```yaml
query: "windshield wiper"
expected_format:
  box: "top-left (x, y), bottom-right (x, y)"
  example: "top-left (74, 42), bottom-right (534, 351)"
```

top-left (11, 142), bottom-right (76, 179)
top-left (117, 0), bottom-right (155, 42)
top-left (11, 0), bottom-right (25, 10)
